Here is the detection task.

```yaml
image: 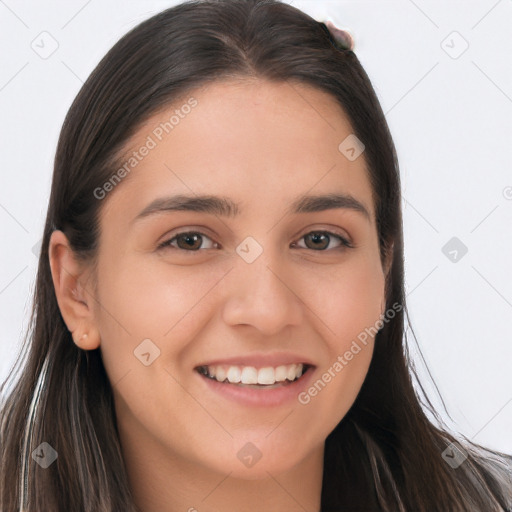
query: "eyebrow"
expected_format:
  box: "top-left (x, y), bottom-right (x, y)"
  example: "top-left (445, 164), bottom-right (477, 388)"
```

top-left (132, 192), bottom-right (371, 224)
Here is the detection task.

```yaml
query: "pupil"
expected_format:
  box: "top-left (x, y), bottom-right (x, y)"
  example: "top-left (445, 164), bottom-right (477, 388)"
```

top-left (307, 232), bottom-right (328, 250)
top-left (179, 233), bottom-right (201, 250)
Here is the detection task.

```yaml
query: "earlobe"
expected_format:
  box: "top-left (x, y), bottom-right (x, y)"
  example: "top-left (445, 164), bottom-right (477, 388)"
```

top-left (48, 230), bottom-right (101, 350)
top-left (71, 326), bottom-right (101, 350)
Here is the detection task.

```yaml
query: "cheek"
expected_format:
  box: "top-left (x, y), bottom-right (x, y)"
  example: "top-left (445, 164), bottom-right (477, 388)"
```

top-left (96, 251), bottom-right (207, 328)
top-left (301, 251), bottom-right (385, 341)
top-left (297, 339), bottom-right (374, 449)
top-left (93, 254), bottom-right (227, 377)
top-left (294, 253), bottom-right (383, 424)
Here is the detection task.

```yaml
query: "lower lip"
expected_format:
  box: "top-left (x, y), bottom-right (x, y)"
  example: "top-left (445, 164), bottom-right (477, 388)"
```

top-left (196, 366), bottom-right (316, 407)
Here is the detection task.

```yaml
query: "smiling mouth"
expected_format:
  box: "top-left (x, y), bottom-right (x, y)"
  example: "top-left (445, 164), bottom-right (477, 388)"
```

top-left (195, 363), bottom-right (313, 388)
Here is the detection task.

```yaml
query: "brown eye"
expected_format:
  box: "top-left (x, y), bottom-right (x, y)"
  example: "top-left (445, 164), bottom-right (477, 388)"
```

top-left (294, 231), bottom-right (353, 251)
top-left (158, 231), bottom-right (217, 251)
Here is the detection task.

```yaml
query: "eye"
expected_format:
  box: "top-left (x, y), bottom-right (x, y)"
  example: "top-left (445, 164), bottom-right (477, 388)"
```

top-left (292, 230), bottom-right (353, 251)
top-left (157, 229), bottom-right (353, 252)
top-left (158, 231), bottom-right (218, 251)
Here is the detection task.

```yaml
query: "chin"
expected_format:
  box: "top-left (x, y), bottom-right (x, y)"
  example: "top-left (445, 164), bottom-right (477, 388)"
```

top-left (204, 444), bottom-right (307, 481)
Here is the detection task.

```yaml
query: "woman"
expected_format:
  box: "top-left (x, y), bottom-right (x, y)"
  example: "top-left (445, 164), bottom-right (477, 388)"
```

top-left (1, 0), bottom-right (510, 510)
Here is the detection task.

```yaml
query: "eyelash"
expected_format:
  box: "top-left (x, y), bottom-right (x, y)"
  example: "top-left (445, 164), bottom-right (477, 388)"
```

top-left (157, 229), bottom-right (354, 252)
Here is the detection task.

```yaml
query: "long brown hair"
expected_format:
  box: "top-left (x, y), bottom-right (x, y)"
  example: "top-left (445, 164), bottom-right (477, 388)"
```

top-left (1, 1), bottom-right (511, 510)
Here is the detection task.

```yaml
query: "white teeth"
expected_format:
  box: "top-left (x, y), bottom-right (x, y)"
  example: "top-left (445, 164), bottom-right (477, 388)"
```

top-left (240, 366), bottom-right (258, 384)
top-left (257, 367), bottom-right (275, 385)
top-left (274, 365), bottom-right (288, 382)
top-left (287, 364), bottom-right (297, 381)
top-left (226, 366), bottom-right (241, 383)
top-left (201, 363), bottom-right (306, 385)
top-left (215, 366), bottom-right (227, 383)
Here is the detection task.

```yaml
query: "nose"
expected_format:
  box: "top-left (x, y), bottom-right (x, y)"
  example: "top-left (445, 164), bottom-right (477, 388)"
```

top-left (221, 248), bottom-right (303, 336)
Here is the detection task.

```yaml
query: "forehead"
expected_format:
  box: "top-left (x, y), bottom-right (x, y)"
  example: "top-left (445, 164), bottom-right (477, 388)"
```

top-left (102, 78), bottom-right (375, 223)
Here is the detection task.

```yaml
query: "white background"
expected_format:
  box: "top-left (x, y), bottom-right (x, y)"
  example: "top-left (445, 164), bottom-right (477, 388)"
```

top-left (0, 0), bottom-right (511, 452)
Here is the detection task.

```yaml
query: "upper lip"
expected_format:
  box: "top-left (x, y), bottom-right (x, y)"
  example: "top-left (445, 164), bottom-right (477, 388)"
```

top-left (195, 352), bottom-right (316, 370)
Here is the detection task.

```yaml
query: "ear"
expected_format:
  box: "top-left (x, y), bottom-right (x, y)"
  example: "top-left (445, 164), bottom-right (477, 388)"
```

top-left (48, 230), bottom-right (101, 350)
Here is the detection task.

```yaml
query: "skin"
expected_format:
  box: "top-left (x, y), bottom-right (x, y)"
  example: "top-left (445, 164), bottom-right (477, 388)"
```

top-left (49, 78), bottom-right (390, 512)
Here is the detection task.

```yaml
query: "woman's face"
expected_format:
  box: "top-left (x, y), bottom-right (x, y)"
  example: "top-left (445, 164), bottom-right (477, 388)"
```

top-left (82, 79), bottom-right (387, 479)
